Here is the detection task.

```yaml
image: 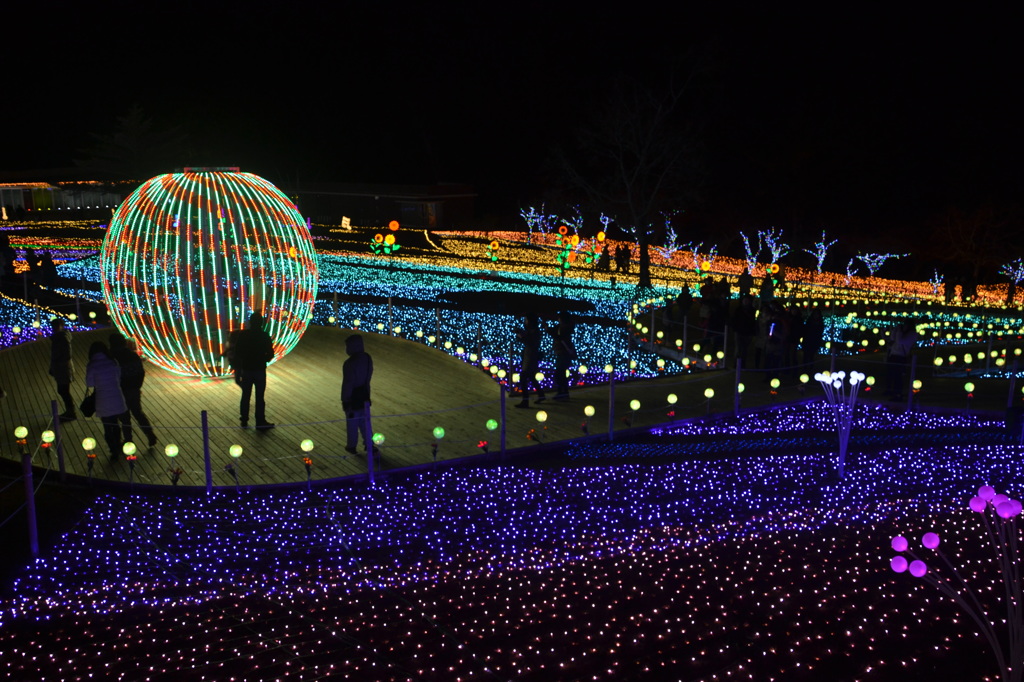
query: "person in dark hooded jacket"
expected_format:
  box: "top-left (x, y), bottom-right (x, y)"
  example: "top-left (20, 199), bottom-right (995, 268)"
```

top-left (235, 312), bottom-right (275, 430)
top-left (341, 333), bottom-right (374, 455)
top-left (109, 332), bottom-right (157, 447)
top-left (49, 318), bottom-right (76, 421)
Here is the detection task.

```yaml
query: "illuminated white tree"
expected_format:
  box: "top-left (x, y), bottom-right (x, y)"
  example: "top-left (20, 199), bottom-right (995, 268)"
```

top-left (740, 231), bottom-right (760, 273)
top-left (929, 269), bottom-right (944, 296)
top-left (520, 205), bottom-right (557, 244)
top-left (557, 206), bottom-right (585, 235)
top-left (1000, 258), bottom-right (1024, 286)
top-left (856, 251), bottom-right (907, 276)
top-left (654, 213), bottom-right (683, 261)
top-left (758, 227), bottom-right (789, 263)
top-left (684, 241), bottom-right (717, 274)
top-left (844, 258), bottom-right (860, 286)
top-left (802, 230), bottom-right (838, 274)
top-left (654, 226), bottom-right (682, 261)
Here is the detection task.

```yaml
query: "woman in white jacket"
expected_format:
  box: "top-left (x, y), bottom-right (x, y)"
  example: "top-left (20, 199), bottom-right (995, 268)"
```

top-left (85, 341), bottom-right (129, 459)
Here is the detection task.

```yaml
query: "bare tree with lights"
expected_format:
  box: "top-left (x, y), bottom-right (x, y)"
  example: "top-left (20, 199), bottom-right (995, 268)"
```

top-left (844, 257), bottom-right (860, 287)
top-left (856, 251), bottom-right (908, 277)
top-left (758, 227), bottom-right (790, 264)
top-left (520, 205), bottom-right (557, 245)
top-left (929, 268), bottom-right (944, 296)
top-left (1000, 258), bottom-right (1024, 306)
top-left (654, 213), bottom-right (683, 262)
top-left (740, 231), bottom-right (761, 274)
top-left (802, 230), bottom-right (838, 274)
top-left (557, 207), bottom-right (585, 236)
top-left (684, 241), bottom-right (717, 276)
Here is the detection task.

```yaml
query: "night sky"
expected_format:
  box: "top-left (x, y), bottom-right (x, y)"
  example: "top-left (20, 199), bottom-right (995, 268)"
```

top-left (3, 3), bottom-right (1021, 242)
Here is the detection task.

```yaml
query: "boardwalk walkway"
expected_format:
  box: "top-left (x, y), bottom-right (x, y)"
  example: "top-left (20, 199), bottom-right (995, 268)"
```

top-left (0, 325), bottom-right (725, 489)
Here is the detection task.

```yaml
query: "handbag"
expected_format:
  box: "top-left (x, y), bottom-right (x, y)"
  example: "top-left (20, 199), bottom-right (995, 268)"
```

top-left (80, 391), bottom-right (96, 418)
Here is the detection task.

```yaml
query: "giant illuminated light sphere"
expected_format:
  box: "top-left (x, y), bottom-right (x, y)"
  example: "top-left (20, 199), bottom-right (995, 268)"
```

top-left (100, 168), bottom-right (319, 377)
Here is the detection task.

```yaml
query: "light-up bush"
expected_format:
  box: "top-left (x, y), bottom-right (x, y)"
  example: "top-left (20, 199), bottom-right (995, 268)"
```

top-left (100, 169), bottom-right (319, 377)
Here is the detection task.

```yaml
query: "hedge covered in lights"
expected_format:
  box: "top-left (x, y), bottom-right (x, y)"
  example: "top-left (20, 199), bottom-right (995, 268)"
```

top-left (100, 169), bottom-right (318, 376)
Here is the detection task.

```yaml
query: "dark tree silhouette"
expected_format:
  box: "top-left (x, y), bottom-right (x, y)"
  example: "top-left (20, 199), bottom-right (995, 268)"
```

top-left (923, 202), bottom-right (1023, 279)
top-left (74, 105), bottom-right (190, 181)
top-left (552, 73), bottom-right (702, 288)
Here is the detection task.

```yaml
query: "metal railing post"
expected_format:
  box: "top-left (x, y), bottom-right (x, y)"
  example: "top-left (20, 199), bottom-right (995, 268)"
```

top-left (907, 355), bottom-right (917, 411)
top-left (1009, 359), bottom-right (1019, 409)
top-left (499, 383), bottom-right (507, 462)
top-left (734, 358), bottom-right (742, 415)
top-left (51, 400), bottom-right (65, 482)
top-left (202, 410), bottom-right (212, 493)
top-left (607, 372), bottom-right (616, 441)
top-left (364, 402), bottom-right (375, 485)
top-left (21, 451), bottom-right (38, 558)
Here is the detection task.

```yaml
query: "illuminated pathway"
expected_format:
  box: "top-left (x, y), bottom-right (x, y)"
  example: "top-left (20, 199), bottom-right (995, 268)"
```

top-left (0, 325), bottom-right (756, 488)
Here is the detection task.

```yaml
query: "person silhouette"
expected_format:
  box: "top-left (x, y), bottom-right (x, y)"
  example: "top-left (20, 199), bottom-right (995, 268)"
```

top-left (341, 333), bottom-right (375, 455)
top-left (49, 318), bottom-right (76, 421)
top-left (85, 341), bottom-right (129, 460)
top-left (109, 332), bottom-right (157, 447)
top-left (515, 313), bottom-right (546, 407)
top-left (546, 311), bottom-right (576, 401)
top-left (234, 312), bottom-right (275, 430)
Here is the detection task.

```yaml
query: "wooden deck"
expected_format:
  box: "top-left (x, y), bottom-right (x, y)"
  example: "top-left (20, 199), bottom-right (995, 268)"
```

top-left (0, 325), bottom-right (725, 490)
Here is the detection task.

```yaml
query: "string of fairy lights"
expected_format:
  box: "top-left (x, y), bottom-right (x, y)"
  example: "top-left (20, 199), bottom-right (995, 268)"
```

top-left (3, 219), bottom-right (1024, 677)
top-left (1, 402), bottom-right (1020, 679)
top-left (1, 243), bottom-right (1024, 389)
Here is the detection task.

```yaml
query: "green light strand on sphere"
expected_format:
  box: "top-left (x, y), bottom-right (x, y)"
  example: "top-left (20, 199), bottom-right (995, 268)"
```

top-left (100, 170), bottom-right (319, 377)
